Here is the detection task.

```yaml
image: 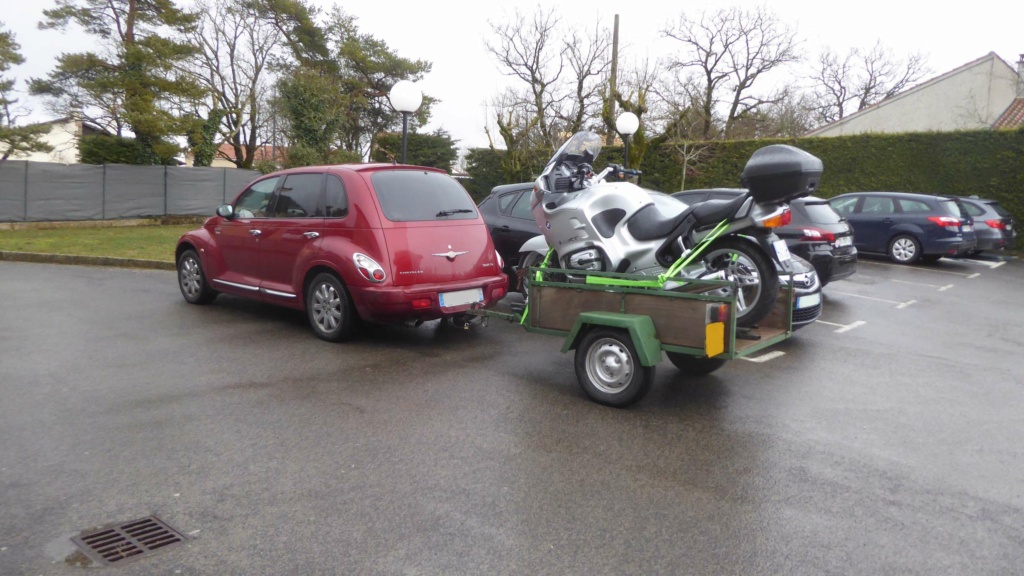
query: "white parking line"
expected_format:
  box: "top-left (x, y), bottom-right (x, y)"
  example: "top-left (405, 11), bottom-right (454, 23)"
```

top-left (831, 290), bottom-right (916, 308)
top-left (816, 319), bottom-right (867, 333)
top-left (960, 258), bottom-right (1007, 269)
top-left (891, 279), bottom-right (955, 291)
top-left (741, 350), bottom-right (786, 363)
top-left (859, 260), bottom-right (978, 278)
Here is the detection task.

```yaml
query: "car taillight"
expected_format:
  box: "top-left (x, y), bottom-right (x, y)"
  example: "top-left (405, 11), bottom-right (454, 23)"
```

top-left (353, 253), bottom-right (386, 283)
top-left (495, 250), bottom-right (505, 270)
top-left (760, 209), bottom-right (792, 228)
top-left (985, 219), bottom-right (1007, 230)
top-left (799, 227), bottom-right (835, 243)
top-left (411, 298), bottom-right (431, 309)
top-left (927, 216), bottom-right (960, 231)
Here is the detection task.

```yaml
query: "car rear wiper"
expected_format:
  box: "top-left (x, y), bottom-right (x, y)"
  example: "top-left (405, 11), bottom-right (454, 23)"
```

top-left (435, 208), bottom-right (474, 217)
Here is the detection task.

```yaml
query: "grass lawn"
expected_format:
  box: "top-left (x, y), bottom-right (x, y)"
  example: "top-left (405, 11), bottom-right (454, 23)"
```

top-left (0, 225), bottom-right (195, 262)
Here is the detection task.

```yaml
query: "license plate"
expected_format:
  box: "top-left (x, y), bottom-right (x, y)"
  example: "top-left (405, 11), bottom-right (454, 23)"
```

top-left (834, 236), bottom-right (853, 247)
top-left (439, 288), bottom-right (483, 308)
top-left (796, 293), bottom-right (821, 309)
top-left (773, 239), bottom-right (791, 261)
top-left (962, 225), bottom-right (973, 232)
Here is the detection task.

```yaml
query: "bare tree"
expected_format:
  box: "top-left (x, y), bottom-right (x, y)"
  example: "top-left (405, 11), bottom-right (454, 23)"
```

top-left (485, 88), bottom-right (540, 182)
top-left (486, 8), bottom-right (564, 149)
top-left (558, 20), bottom-right (611, 134)
top-left (809, 41), bottom-right (928, 125)
top-left (662, 6), bottom-right (800, 140)
top-left (188, 0), bottom-right (283, 168)
top-left (485, 7), bottom-right (611, 150)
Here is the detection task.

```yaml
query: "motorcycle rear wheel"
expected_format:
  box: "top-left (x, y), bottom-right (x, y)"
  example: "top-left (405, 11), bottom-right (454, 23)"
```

top-left (695, 237), bottom-right (779, 328)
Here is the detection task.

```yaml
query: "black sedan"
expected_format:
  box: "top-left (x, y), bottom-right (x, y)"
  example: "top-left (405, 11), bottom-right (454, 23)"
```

top-left (672, 189), bottom-right (857, 286)
top-left (477, 182), bottom-right (541, 276)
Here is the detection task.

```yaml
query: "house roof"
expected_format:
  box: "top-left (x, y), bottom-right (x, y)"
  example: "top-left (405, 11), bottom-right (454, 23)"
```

top-left (992, 98), bottom-right (1024, 129)
top-left (805, 52), bottom-right (1017, 136)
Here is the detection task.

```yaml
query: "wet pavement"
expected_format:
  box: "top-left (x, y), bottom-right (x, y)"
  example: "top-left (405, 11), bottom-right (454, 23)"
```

top-left (1, 258), bottom-right (1022, 575)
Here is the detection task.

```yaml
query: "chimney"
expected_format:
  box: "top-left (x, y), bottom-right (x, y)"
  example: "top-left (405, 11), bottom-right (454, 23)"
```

top-left (1018, 54), bottom-right (1024, 98)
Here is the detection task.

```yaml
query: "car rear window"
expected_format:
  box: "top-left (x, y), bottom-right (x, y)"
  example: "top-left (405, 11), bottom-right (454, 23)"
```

top-left (800, 202), bottom-right (843, 223)
top-left (371, 170), bottom-right (478, 222)
top-left (937, 199), bottom-right (963, 218)
top-left (988, 202), bottom-right (1011, 217)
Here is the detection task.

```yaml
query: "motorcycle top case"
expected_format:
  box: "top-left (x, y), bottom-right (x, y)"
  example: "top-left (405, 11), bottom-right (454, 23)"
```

top-left (740, 144), bottom-right (823, 203)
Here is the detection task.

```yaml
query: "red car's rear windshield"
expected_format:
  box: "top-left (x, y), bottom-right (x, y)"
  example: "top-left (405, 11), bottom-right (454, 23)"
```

top-left (371, 170), bottom-right (478, 222)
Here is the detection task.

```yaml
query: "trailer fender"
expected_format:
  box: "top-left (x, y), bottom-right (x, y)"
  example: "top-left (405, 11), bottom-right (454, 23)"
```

top-left (561, 312), bottom-right (662, 367)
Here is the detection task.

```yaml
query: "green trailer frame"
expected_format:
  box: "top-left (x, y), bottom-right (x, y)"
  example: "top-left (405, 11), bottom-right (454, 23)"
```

top-left (471, 266), bottom-right (795, 407)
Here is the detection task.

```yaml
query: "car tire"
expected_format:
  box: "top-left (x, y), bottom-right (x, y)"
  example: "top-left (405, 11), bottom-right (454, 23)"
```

top-left (665, 353), bottom-right (726, 376)
top-left (177, 249), bottom-right (218, 305)
top-left (574, 328), bottom-right (655, 408)
top-left (888, 234), bottom-right (922, 264)
top-left (306, 272), bottom-right (357, 342)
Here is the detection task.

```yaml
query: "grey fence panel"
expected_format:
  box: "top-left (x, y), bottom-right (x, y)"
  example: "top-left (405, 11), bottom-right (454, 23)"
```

top-left (0, 161), bottom-right (28, 222)
top-left (166, 167), bottom-right (227, 216)
top-left (104, 165), bottom-right (166, 218)
top-left (27, 163), bottom-right (104, 221)
top-left (0, 162), bottom-right (265, 222)
top-left (224, 170), bottom-right (260, 203)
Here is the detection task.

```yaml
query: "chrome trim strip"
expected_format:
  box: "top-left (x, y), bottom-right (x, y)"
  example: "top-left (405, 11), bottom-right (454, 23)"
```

top-left (212, 279), bottom-right (260, 292)
top-left (261, 288), bottom-right (297, 298)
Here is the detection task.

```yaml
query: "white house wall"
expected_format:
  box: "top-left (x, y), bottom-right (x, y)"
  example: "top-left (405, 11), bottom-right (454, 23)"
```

top-left (812, 54), bottom-right (1020, 136)
top-left (13, 119), bottom-right (81, 163)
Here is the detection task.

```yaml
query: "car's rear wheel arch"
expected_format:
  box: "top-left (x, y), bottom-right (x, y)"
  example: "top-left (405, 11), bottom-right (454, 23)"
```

top-left (303, 265), bottom-right (351, 307)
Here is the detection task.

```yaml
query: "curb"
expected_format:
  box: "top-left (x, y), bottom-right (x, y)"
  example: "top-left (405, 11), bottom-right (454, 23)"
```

top-left (0, 251), bottom-right (175, 271)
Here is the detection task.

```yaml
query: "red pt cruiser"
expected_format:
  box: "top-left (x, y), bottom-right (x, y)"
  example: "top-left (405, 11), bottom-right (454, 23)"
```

top-left (175, 164), bottom-right (508, 341)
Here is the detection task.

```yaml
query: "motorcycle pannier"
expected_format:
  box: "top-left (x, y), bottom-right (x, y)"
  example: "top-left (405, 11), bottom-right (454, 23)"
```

top-left (740, 144), bottom-right (823, 203)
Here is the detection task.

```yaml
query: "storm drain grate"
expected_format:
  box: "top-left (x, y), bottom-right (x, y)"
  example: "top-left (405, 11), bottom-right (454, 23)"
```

top-left (70, 515), bottom-right (186, 566)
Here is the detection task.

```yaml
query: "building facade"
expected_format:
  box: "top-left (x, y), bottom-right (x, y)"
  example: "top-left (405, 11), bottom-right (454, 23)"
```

top-left (808, 52), bottom-right (1024, 137)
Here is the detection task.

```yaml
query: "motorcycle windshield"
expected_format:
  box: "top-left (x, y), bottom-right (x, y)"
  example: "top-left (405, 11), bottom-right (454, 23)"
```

top-left (537, 131), bottom-right (603, 193)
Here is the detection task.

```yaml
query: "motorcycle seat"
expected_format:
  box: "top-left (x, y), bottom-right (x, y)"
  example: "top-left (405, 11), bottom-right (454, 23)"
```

top-left (627, 203), bottom-right (695, 241)
top-left (627, 194), bottom-right (750, 241)
top-left (691, 194), bottom-right (748, 225)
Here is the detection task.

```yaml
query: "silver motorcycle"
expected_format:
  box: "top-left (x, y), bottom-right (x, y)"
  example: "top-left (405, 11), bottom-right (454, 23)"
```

top-left (517, 130), bottom-right (823, 328)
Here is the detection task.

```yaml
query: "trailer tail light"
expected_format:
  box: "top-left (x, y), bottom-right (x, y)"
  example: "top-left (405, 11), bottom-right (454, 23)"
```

top-left (985, 219), bottom-right (1007, 230)
top-left (800, 227), bottom-right (835, 243)
top-left (354, 253), bottom-right (387, 283)
top-left (927, 216), bottom-right (960, 232)
top-left (760, 209), bottom-right (792, 229)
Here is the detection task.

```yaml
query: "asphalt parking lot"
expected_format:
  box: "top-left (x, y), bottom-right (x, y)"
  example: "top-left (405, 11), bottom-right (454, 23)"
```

top-left (1, 256), bottom-right (1022, 575)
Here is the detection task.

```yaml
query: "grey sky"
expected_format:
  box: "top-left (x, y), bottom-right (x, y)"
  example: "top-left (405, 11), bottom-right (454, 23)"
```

top-left (4, 0), bottom-right (1021, 150)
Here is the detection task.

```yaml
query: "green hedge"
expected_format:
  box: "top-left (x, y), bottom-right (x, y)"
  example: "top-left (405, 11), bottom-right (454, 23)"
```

top-left (464, 129), bottom-right (1024, 247)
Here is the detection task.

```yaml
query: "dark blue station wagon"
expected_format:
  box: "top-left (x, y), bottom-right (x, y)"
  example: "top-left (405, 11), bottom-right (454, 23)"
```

top-left (828, 192), bottom-right (976, 264)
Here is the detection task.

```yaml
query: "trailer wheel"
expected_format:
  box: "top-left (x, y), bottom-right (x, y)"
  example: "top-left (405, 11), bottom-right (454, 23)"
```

top-left (665, 352), bottom-right (726, 376)
top-left (574, 328), bottom-right (655, 407)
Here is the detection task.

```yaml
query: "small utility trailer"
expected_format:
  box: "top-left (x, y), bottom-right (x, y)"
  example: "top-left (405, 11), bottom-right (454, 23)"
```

top-left (470, 267), bottom-right (795, 407)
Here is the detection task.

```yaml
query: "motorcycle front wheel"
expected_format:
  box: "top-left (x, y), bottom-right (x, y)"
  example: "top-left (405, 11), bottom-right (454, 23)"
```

top-left (696, 237), bottom-right (779, 328)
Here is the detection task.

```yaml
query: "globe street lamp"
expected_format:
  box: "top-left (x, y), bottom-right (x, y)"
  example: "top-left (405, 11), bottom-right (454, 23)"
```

top-left (615, 111), bottom-right (639, 169)
top-left (389, 80), bottom-right (422, 164)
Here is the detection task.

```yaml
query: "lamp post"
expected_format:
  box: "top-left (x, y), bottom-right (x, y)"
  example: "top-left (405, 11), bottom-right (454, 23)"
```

top-left (389, 80), bottom-right (422, 164)
top-left (615, 111), bottom-right (639, 169)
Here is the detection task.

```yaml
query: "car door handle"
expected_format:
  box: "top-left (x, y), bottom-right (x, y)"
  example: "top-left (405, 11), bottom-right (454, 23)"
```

top-left (304, 232), bottom-right (320, 239)
top-left (250, 229), bottom-right (262, 237)
top-left (496, 226), bottom-right (511, 233)
top-left (882, 218), bottom-right (894, 224)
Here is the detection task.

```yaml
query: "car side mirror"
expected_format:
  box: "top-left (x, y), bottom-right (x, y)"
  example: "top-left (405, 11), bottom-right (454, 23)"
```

top-left (217, 204), bottom-right (234, 219)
